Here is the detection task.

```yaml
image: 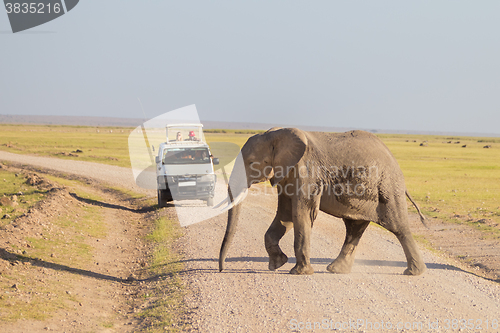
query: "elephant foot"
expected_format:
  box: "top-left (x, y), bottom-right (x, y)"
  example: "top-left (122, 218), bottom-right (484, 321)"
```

top-left (269, 253), bottom-right (288, 271)
top-left (403, 262), bottom-right (427, 276)
top-left (326, 258), bottom-right (353, 274)
top-left (290, 263), bottom-right (314, 275)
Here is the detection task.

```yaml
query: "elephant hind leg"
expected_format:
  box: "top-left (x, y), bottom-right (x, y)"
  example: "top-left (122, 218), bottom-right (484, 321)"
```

top-left (376, 195), bottom-right (427, 275)
top-left (394, 230), bottom-right (427, 276)
top-left (327, 219), bottom-right (370, 274)
top-left (381, 216), bottom-right (427, 275)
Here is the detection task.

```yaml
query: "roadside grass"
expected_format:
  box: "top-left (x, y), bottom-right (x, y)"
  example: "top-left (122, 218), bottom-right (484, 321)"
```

top-left (380, 135), bottom-right (500, 238)
top-left (0, 168), bottom-right (47, 227)
top-left (42, 174), bottom-right (109, 239)
top-left (44, 171), bottom-right (148, 205)
top-left (43, 173), bottom-right (86, 188)
top-left (0, 173), bottom-right (106, 322)
top-left (137, 213), bottom-right (185, 332)
top-left (107, 185), bottom-right (147, 200)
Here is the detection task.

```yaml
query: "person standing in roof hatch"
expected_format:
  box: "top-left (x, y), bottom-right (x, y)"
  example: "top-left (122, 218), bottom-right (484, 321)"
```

top-left (188, 131), bottom-right (199, 141)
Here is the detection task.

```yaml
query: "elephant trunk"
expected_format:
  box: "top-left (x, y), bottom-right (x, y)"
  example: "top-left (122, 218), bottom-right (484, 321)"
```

top-left (218, 198), bottom-right (242, 271)
top-left (219, 153), bottom-right (247, 272)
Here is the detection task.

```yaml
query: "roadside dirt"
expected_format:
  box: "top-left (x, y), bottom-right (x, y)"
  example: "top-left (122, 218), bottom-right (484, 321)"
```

top-left (407, 214), bottom-right (500, 282)
top-left (1, 150), bottom-right (500, 332)
top-left (0, 163), bottom-right (158, 332)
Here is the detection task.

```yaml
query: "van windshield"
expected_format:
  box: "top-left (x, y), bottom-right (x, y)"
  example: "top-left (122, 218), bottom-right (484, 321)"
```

top-left (163, 148), bottom-right (211, 165)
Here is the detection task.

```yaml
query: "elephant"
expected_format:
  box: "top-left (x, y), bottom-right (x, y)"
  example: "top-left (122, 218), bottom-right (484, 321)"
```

top-left (218, 128), bottom-right (427, 276)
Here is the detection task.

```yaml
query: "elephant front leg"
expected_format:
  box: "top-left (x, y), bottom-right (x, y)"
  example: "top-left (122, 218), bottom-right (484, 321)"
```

top-left (265, 219), bottom-right (292, 271)
top-left (289, 198), bottom-right (317, 275)
top-left (265, 194), bottom-right (294, 271)
top-left (327, 219), bottom-right (370, 274)
top-left (290, 226), bottom-right (314, 275)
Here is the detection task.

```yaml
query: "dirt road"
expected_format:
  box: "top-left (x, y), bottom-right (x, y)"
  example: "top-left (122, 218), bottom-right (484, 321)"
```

top-left (2, 151), bottom-right (500, 332)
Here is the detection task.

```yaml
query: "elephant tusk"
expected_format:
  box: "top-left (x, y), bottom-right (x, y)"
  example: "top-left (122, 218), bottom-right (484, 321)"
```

top-left (213, 196), bottom-right (229, 209)
top-left (220, 189), bottom-right (248, 213)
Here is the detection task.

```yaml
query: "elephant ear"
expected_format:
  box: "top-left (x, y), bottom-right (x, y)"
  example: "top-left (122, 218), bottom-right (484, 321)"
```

top-left (269, 128), bottom-right (308, 186)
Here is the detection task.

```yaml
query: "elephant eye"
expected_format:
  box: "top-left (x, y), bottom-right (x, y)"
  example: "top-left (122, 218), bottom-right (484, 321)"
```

top-left (249, 161), bottom-right (260, 168)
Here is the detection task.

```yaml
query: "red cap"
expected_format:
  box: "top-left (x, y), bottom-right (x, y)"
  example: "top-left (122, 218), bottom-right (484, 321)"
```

top-left (189, 131), bottom-right (195, 136)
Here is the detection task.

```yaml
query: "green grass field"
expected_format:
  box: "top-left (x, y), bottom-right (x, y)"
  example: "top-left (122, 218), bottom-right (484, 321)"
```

top-left (1, 124), bottom-right (499, 235)
top-left (381, 134), bottom-right (500, 236)
top-left (0, 124), bottom-right (253, 169)
top-left (0, 124), bottom-right (132, 167)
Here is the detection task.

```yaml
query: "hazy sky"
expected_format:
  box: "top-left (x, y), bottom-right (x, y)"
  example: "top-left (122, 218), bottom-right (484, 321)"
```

top-left (1, 1), bottom-right (499, 134)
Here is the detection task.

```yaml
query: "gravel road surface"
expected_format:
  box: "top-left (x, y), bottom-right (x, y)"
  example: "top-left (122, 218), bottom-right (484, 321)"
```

top-left (2, 150), bottom-right (500, 332)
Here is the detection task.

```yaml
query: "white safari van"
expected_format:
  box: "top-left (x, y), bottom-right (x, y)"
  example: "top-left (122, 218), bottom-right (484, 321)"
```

top-left (155, 124), bottom-right (219, 207)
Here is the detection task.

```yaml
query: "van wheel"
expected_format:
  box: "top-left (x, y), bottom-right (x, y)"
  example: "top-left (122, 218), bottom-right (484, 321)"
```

top-left (207, 197), bottom-right (214, 207)
top-left (165, 188), bottom-right (173, 202)
top-left (158, 190), bottom-right (168, 208)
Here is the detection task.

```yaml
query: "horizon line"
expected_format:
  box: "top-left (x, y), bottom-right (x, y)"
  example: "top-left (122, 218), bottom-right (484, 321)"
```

top-left (0, 113), bottom-right (499, 138)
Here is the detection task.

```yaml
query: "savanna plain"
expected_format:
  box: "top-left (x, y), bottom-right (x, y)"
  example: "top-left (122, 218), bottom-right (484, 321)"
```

top-left (1, 123), bottom-right (500, 332)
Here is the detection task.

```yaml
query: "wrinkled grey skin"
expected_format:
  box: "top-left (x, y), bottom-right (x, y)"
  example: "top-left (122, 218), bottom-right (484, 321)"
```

top-left (219, 128), bottom-right (427, 276)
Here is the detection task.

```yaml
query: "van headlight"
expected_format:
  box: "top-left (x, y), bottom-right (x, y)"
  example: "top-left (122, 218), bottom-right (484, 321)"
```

top-left (199, 174), bottom-right (215, 182)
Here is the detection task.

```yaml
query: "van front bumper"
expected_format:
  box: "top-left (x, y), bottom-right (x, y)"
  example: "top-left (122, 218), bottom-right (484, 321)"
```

top-left (157, 175), bottom-right (216, 200)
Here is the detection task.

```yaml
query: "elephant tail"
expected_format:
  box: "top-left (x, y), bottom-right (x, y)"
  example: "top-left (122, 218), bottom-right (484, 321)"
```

top-left (406, 190), bottom-right (429, 229)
